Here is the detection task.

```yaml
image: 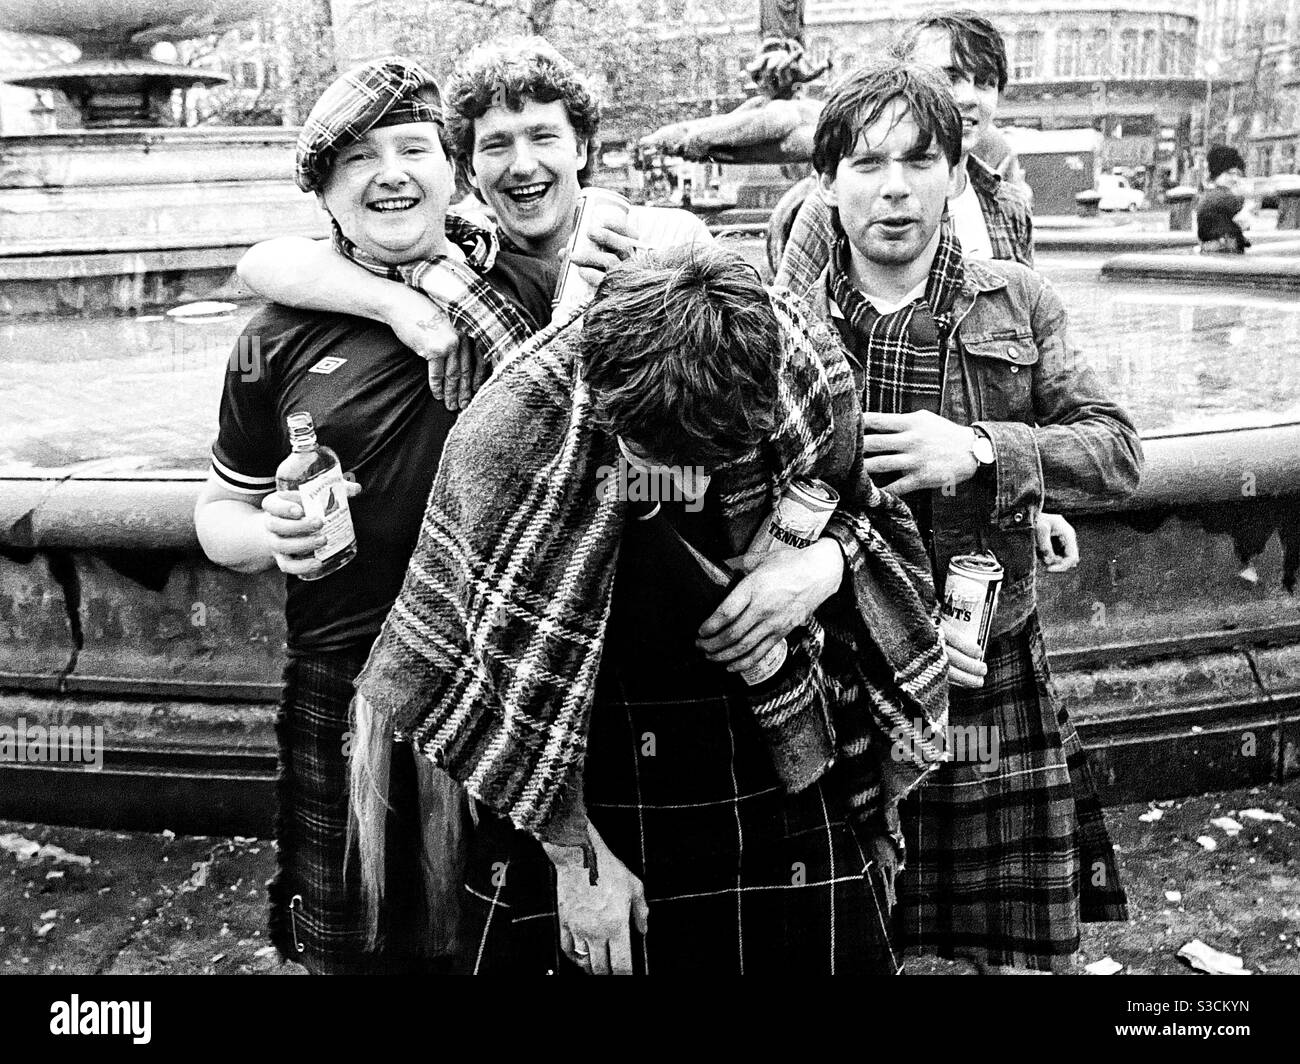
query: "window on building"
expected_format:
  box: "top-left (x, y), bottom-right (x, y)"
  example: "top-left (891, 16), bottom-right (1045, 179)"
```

top-left (808, 37), bottom-right (831, 72)
top-left (1012, 31), bottom-right (1040, 79)
top-left (1268, 8), bottom-right (1287, 41)
top-left (1141, 30), bottom-right (1157, 75)
top-left (714, 53), bottom-right (731, 96)
top-left (1281, 143), bottom-right (1296, 173)
top-left (240, 61), bottom-right (259, 89)
top-left (1257, 145), bottom-right (1273, 174)
top-left (1119, 29), bottom-right (1139, 76)
top-left (263, 60), bottom-right (279, 89)
top-left (1158, 31), bottom-right (1172, 75)
top-left (1085, 29), bottom-right (1110, 75)
top-left (1012, 31), bottom-right (1041, 79)
top-left (1056, 28), bottom-right (1082, 77)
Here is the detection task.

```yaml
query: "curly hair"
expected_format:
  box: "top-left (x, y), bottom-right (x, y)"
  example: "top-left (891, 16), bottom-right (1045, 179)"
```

top-left (445, 36), bottom-right (602, 185)
top-left (580, 246), bottom-right (780, 469)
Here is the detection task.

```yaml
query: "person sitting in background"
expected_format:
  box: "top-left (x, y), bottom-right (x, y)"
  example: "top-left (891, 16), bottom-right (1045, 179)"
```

top-left (1197, 145), bottom-right (1251, 254)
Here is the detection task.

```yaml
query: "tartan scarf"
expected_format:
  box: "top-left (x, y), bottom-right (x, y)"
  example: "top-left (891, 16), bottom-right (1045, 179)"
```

top-left (333, 213), bottom-right (540, 364)
top-left (352, 288), bottom-right (948, 847)
top-left (827, 228), bottom-right (966, 417)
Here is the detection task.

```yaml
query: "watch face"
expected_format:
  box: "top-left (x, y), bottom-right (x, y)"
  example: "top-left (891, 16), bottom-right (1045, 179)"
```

top-left (974, 434), bottom-right (995, 464)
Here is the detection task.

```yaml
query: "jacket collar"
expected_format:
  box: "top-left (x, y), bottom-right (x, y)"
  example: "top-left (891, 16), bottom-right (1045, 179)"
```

top-left (965, 153), bottom-right (1001, 198)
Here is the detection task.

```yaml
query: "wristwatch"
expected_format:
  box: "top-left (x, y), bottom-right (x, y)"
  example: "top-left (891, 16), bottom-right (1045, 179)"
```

top-left (970, 426), bottom-right (996, 469)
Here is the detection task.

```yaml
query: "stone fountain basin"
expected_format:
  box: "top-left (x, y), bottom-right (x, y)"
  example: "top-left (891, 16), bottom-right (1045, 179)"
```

top-left (5, 0), bottom-right (270, 51)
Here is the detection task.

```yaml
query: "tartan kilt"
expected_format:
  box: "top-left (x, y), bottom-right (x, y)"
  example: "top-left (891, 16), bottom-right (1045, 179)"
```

top-left (895, 612), bottom-right (1128, 971)
top-left (459, 674), bottom-right (899, 976)
top-left (268, 648), bottom-right (443, 974)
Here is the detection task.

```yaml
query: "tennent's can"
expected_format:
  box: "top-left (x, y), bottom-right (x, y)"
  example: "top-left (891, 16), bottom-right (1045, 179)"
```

top-left (748, 477), bottom-right (840, 555)
top-left (552, 187), bottom-right (632, 322)
top-left (940, 552), bottom-right (1004, 657)
top-left (736, 478), bottom-right (840, 685)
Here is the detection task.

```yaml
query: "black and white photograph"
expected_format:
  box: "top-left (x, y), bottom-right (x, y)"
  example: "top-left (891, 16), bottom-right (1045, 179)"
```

top-left (0, 0), bottom-right (1296, 1031)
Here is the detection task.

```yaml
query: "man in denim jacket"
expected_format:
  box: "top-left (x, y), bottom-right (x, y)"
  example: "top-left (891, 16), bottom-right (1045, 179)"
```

top-left (794, 60), bottom-right (1143, 972)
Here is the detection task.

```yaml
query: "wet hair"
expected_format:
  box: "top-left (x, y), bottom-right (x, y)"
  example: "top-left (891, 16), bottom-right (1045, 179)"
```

top-left (895, 9), bottom-right (1009, 93)
top-left (812, 60), bottom-right (963, 176)
top-left (1207, 144), bottom-right (1246, 180)
top-left (445, 36), bottom-right (601, 185)
top-left (580, 246), bottom-right (780, 468)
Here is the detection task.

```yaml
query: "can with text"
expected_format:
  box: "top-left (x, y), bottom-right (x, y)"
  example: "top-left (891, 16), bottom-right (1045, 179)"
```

top-left (748, 477), bottom-right (840, 555)
top-left (940, 552), bottom-right (1004, 657)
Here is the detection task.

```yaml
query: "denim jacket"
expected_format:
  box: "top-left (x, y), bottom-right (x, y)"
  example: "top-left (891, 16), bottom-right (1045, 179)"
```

top-left (800, 256), bottom-right (1145, 638)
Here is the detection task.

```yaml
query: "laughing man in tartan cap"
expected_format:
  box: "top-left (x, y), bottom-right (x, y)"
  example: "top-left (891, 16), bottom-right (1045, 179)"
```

top-left (194, 56), bottom-right (554, 974)
top-left (802, 59), bottom-right (1143, 972)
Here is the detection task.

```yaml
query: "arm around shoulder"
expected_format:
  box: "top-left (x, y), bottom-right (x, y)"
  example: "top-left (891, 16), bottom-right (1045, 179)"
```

top-left (237, 236), bottom-right (418, 326)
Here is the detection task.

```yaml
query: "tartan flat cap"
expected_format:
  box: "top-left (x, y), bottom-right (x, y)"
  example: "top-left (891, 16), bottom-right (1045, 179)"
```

top-left (295, 56), bottom-right (444, 193)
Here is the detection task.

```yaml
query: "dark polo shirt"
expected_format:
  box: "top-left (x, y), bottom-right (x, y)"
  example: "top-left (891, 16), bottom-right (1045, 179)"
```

top-left (210, 248), bottom-right (553, 655)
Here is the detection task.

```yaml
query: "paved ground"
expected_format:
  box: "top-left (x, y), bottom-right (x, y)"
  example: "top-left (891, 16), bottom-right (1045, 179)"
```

top-left (2, 779), bottom-right (1296, 976)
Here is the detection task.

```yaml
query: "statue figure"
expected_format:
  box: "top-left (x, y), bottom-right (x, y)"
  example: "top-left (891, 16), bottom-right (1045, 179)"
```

top-left (637, 37), bottom-right (827, 165)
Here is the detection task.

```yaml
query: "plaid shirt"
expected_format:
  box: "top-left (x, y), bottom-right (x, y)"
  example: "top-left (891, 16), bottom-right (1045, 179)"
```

top-left (775, 155), bottom-right (1034, 297)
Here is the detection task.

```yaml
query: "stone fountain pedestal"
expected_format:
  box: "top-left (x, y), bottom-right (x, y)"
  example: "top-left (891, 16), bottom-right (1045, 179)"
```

top-left (0, 0), bottom-right (321, 317)
top-left (0, 127), bottom-right (326, 317)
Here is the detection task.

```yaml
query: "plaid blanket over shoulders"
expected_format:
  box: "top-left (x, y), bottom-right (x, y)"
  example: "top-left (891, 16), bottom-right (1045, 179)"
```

top-left (355, 287), bottom-right (948, 846)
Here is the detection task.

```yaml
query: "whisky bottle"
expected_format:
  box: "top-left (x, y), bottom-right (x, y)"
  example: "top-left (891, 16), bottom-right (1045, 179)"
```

top-left (275, 411), bottom-right (357, 580)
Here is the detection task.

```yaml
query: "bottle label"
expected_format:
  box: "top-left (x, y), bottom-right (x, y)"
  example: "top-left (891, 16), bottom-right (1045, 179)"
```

top-left (298, 467), bottom-right (355, 562)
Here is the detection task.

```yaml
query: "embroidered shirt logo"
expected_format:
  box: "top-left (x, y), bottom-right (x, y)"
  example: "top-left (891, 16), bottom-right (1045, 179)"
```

top-left (309, 356), bottom-right (347, 375)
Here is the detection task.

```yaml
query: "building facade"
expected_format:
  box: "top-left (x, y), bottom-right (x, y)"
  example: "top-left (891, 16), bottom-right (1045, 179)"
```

top-left (1200, 0), bottom-right (1300, 176)
top-left (660, 0), bottom-right (1212, 189)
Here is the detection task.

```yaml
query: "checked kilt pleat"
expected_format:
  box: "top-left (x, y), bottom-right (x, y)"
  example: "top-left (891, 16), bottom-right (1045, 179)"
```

top-left (268, 649), bottom-right (444, 974)
top-left (895, 612), bottom-right (1127, 971)
top-left (459, 673), bottom-right (899, 975)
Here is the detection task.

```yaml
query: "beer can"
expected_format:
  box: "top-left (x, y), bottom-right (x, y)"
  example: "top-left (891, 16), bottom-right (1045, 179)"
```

top-left (552, 187), bottom-right (632, 322)
top-left (941, 552), bottom-right (1004, 657)
top-left (678, 525), bottom-right (791, 688)
top-left (748, 477), bottom-right (840, 555)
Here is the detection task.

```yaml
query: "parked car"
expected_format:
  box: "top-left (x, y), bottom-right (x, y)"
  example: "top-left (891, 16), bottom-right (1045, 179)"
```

top-left (1096, 173), bottom-right (1147, 211)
